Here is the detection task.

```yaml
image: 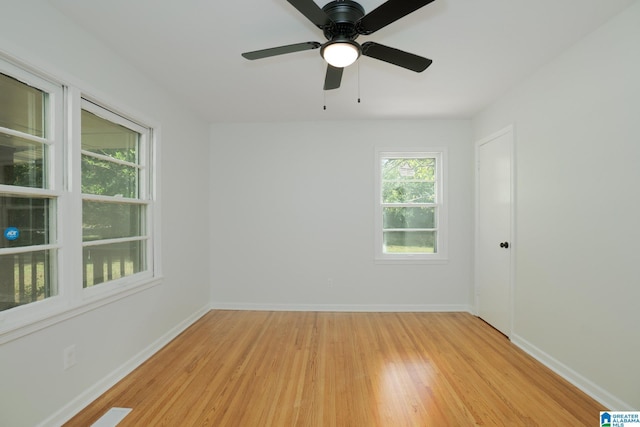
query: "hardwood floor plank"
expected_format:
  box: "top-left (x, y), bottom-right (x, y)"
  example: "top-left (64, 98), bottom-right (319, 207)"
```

top-left (64, 311), bottom-right (603, 426)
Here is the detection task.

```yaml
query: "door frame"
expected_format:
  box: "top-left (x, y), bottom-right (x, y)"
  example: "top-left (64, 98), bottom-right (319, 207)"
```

top-left (474, 125), bottom-right (517, 337)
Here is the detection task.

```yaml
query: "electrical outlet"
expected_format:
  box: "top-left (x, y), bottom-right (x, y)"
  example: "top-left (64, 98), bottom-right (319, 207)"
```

top-left (63, 345), bottom-right (77, 370)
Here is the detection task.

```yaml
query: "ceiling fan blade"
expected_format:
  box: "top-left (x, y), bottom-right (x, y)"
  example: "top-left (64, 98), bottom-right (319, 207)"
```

top-left (356, 0), bottom-right (435, 35)
top-left (242, 42), bottom-right (322, 60)
top-left (361, 42), bottom-right (432, 72)
top-left (286, 0), bottom-right (333, 29)
top-left (324, 64), bottom-right (343, 90)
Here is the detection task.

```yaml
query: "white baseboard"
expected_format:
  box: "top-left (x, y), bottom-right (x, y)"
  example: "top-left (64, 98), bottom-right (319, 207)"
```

top-left (210, 302), bottom-right (474, 313)
top-left (511, 334), bottom-right (633, 411)
top-left (39, 305), bottom-right (210, 427)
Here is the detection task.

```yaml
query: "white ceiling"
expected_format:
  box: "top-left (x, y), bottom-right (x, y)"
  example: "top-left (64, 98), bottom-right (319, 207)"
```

top-left (48, 0), bottom-right (634, 123)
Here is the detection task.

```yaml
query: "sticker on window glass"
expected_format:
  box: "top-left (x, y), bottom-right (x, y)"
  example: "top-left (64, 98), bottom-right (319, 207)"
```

top-left (4, 227), bottom-right (20, 241)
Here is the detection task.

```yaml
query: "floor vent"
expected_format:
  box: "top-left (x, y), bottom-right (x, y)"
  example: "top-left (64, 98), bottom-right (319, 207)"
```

top-left (90, 408), bottom-right (132, 427)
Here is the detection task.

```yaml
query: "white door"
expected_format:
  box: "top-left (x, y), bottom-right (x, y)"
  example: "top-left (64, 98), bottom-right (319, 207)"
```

top-left (476, 127), bottom-right (513, 336)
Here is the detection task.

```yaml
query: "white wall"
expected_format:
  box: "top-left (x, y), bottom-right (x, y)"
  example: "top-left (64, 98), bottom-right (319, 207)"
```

top-left (473, 2), bottom-right (640, 409)
top-left (210, 120), bottom-right (473, 310)
top-left (0, 2), bottom-right (211, 426)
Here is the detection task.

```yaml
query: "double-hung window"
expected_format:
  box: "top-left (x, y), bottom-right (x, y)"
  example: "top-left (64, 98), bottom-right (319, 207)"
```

top-left (0, 65), bottom-right (63, 311)
top-left (375, 150), bottom-right (447, 262)
top-left (81, 101), bottom-right (151, 288)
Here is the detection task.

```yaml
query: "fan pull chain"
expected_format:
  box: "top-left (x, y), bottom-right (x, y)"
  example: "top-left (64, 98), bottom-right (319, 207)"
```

top-left (357, 61), bottom-right (361, 104)
top-left (323, 89), bottom-right (327, 110)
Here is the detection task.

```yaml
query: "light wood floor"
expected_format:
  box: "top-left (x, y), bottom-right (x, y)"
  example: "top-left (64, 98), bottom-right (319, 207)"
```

top-left (65, 311), bottom-right (603, 426)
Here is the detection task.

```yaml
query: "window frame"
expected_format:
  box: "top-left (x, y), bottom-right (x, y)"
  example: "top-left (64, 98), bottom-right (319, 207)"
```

top-left (0, 58), bottom-right (65, 316)
top-left (79, 98), bottom-right (153, 293)
top-left (374, 148), bottom-right (448, 264)
top-left (0, 54), bottom-right (160, 343)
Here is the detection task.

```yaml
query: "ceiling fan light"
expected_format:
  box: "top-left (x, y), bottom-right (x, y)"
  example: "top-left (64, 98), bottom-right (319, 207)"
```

top-left (322, 41), bottom-right (360, 68)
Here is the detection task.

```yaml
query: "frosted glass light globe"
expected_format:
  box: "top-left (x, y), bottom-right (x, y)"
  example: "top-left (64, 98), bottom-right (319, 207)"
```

top-left (322, 42), bottom-right (360, 68)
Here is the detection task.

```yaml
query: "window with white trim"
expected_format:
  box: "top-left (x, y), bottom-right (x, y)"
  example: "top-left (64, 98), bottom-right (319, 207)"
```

top-left (375, 150), bottom-right (447, 262)
top-left (0, 66), bottom-right (62, 311)
top-left (81, 102), bottom-right (151, 288)
top-left (0, 55), bottom-right (156, 328)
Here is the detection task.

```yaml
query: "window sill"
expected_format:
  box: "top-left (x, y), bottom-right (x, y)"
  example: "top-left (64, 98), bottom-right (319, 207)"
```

top-left (0, 275), bottom-right (163, 345)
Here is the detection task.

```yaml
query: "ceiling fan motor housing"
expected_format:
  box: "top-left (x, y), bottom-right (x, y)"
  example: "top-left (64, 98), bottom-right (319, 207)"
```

top-left (321, 0), bottom-right (365, 41)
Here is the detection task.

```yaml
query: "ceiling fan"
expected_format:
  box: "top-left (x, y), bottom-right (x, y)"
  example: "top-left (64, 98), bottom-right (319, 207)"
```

top-left (242, 0), bottom-right (435, 90)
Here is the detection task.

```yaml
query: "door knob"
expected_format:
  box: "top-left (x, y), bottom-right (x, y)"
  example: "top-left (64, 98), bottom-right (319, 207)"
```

top-left (499, 242), bottom-right (509, 249)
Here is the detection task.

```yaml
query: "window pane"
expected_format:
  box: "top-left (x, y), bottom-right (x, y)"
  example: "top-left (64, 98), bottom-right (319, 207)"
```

top-left (0, 133), bottom-right (46, 188)
top-left (83, 201), bottom-right (143, 241)
top-left (0, 249), bottom-right (56, 312)
top-left (383, 231), bottom-right (436, 254)
top-left (81, 154), bottom-right (138, 197)
top-left (381, 158), bottom-right (435, 181)
top-left (382, 181), bottom-right (435, 203)
top-left (0, 73), bottom-right (45, 137)
top-left (383, 207), bottom-right (436, 229)
top-left (0, 196), bottom-right (50, 248)
top-left (83, 240), bottom-right (145, 288)
top-left (81, 109), bottom-right (139, 163)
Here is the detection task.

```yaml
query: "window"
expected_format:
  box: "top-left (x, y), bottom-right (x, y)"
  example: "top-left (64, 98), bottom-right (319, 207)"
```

top-left (81, 102), bottom-right (151, 288)
top-left (0, 55), bottom-right (157, 335)
top-left (0, 67), bottom-right (62, 311)
top-left (375, 150), bottom-right (447, 262)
